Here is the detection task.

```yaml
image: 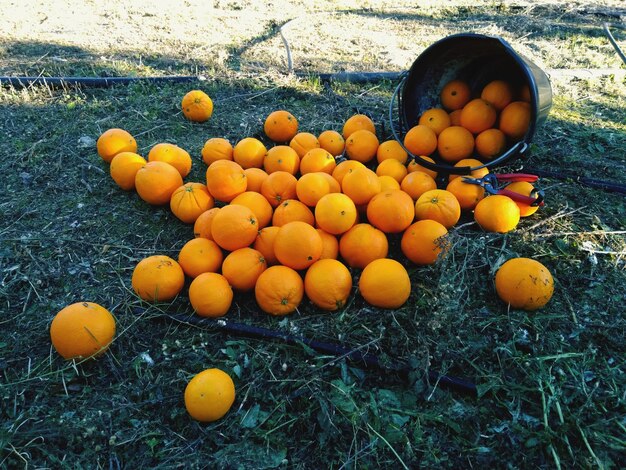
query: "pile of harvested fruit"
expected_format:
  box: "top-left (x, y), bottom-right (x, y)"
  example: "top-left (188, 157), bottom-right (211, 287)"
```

top-left (50, 84), bottom-right (553, 422)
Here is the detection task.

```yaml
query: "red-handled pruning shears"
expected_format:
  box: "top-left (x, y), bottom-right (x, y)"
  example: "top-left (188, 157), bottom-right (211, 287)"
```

top-left (462, 173), bottom-right (545, 206)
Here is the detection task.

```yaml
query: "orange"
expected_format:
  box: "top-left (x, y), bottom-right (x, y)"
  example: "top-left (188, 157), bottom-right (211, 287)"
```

top-left (244, 167), bottom-right (269, 193)
top-left (263, 145), bottom-right (300, 175)
top-left (414, 189), bottom-right (461, 228)
top-left (272, 199), bottom-right (315, 227)
top-left (300, 148), bottom-right (337, 175)
top-left (304, 259), bottom-right (352, 311)
top-left (110, 152), bottom-right (146, 190)
top-left (342, 114), bottom-right (376, 139)
top-left (495, 258), bottom-right (554, 310)
top-left (344, 129), bottom-right (379, 163)
top-left (504, 181), bottom-right (540, 217)
top-left (480, 80), bottom-right (514, 111)
top-left (358, 259), bottom-right (411, 309)
top-left (230, 191), bottom-right (274, 229)
top-left (407, 155), bottom-right (438, 180)
top-left (255, 265), bottom-right (304, 316)
top-left (189, 273), bottom-right (233, 318)
top-left (375, 159), bottom-right (407, 183)
top-left (184, 368), bottom-right (235, 421)
top-left (475, 128), bottom-right (507, 160)
top-left (378, 175), bottom-right (401, 191)
top-left (437, 126), bottom-right (474, 163)
top-left (341, 167), bottom-right (381, 206)
top-left (260, 171), bottom-right (298, 207)
top-left (403, 125), bottom-right (437, 157)
top-left (132, 255), bottom-right (185, 302)
top-left (210, 204), bottom-right (259, 251)
top-left (400, 171), bottom-right (437, 201)
top-left (376, 140), bottom-right (408, 164)
top-left (445, 177), bottom-right (485, 211)
top-left (315, 193), bottom-right (358, 235)
top-left (440, 79), bottom-right (471, 111)
top-left (499, 101), bottom-right (531, 140)
top-left (181, 90), bottom-right (213, 122)
top-left (289, 132), bottom-right (320, 158)
top-left (401, 220), bottom-right (449, 265)
top-left (205, 160), bottom-right (247, 203)
top-left (148, 143), bottom-right (192, 177)
top-left (201, 137), bottom-right (233, 165)
top-left (273, 221), bottom-right (323, 270)
top-left (221, 247), bottom-right (267, 291)
top-left (178, 238), bottom-right (223, 278)
top-left (170, 182), bottom-right (215, 224)
top-left (194, 207), bottom-right (220, 240)
top-left (331, 160), bottom-right (366, 186)
top-left (135, 161), bottom-right (184, 206)
top-left (339, 223), bottom-right (388, 268)
top-left (296, 172), bottom-right (331, 207)
top-left (264, 110), bottom-right (298, 143)
top-left (233, 137), bottom-right (267, 169)
top-left (96, 128), bottom-right (137, 163)
top-left (253, 226), bottom-right (280, 266)
top-left (448, 109), bottom-right (462, 126)
top-left (366, 190), bottom-right (415, 234)
top-left (519, 84), bottom-right (531, 102)
top-left (318, 130), bottom-right (345, 156)
top-left (317, 229), bottom-right (339, 260)
top-left (50, 302), bottom-right (115, 360)
top-left (474, 195), bottom-right (520, 233)
top-left (418, 108), bottom-right (451, 135)
top-left (448, 159), bottom-right (489, 182)
top-left (460, 98), bottom-right (497, 134)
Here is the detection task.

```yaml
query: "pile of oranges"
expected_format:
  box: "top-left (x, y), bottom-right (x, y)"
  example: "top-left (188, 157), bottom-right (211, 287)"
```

top-left (49, 86), bottom-right (553, 423)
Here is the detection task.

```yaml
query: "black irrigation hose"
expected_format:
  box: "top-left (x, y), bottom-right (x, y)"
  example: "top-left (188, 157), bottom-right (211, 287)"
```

top-left (156, 311), bottom-right (478, 396)
top-left (603, 23), bottom-right (626, 65)
top-left (0, 75), bottom-right (199, 88)
top-left (523, 168), bottom-right (626, 195)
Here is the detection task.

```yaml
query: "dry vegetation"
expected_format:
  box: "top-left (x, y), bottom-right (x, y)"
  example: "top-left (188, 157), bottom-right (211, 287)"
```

top-left (1, 1), bottom-right (625, 468)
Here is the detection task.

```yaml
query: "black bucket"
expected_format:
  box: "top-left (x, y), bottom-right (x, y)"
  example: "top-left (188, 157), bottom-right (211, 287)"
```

top-left (390, 33), bottom-right (553, 176)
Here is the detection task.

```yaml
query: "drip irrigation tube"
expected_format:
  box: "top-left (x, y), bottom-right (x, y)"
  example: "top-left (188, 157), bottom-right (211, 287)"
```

top-left (155, 311), bottom-right (478, 395)
top-left (0, 75), bottom-right (200, 88)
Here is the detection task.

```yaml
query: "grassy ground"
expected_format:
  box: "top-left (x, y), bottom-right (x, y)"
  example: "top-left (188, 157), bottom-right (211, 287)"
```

top-left (1, 1), bottom-right (625, 468)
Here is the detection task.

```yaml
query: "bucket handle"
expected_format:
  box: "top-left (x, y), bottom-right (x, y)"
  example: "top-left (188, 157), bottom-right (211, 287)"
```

top-left (389, 75), bottom-right (529, 175)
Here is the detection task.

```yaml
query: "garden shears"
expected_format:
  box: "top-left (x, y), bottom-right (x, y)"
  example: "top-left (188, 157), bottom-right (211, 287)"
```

top-left (462, 173), bottom-right (545, 206)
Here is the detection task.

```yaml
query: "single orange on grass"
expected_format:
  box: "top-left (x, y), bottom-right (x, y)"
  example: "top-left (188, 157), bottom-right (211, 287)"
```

top-left (418, 108), bottom-right (451, 135)
top-left (304, 259), bottom-right (352, 311)
top-left (264, 145), bottom-right (300, 175)
top-left (318, 130), bottom-right (345, 156)
top-left (264, 110), bottom-right (299, 143)
top-left (97, 128), bottom-right (137, 163)
top-left (366, 190), bottom-right (415, 234)
top-left (414, 189), bottom-right (461, 228)
top-left (110, 152), bottom-right (146, 191)
top-left (315, 193), bottom-right (358, 235)
top-left (135, 161), bottom-right (183, 206)
top-left (148, 143), bottom-right (192, 178)
top-left (233, 137), bottom-right (267, 169)
top-left (184, 368), bottom-right (235, 422)
top-left (255, 265), bottom-right (304, 316)
top-left (178, 238), bottom-right (223, 278)
top-left (358, 259), bottom-right (411, 309)
top-left (273, 221), bottom-right (323, 270)
top-left (403, 124), bottom-right (437, 157)
top-left (339, 223), bottom-right (388, 268)
top-left (50, 302), bottom-right (115, 360)
top-left (170, 182), bottom-right (214, 224)
top-left (189, 273), bottom-right (233, 318)
top-left (221, 247), bottom-right (267, 291)
top-left (201, 137), bottom-right (233, 165)
top-left (132, 255), bottom-right (185, 302)
top-left (260, 171), bottom-right (298, 207)
top-left (495, 258), bottom-right (554, 310)
top-left (440, 79), bottom-right (471, 111)
top-left (210, 204), bottom-right (259, 251)
top-left (401, 219), bottom-right (449, 265)
top-left (474, 195), bottom-right (520, 233)
top-left (181, 90), bottom-right (213, 122)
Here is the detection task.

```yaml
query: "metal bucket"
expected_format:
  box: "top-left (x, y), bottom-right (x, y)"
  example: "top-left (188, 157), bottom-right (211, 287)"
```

top-left (390, 33), bottom-right (553, 176)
